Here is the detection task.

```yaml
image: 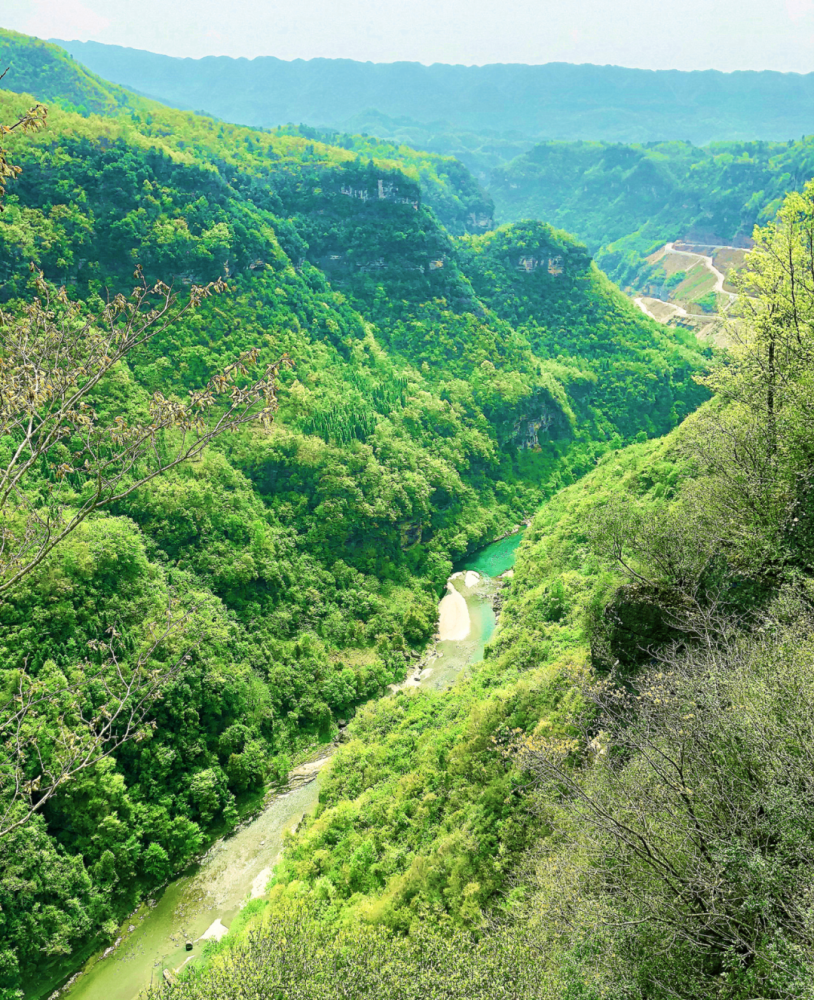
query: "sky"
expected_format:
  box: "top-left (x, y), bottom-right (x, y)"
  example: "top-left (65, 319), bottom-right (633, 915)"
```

top-left (2, 0), bottom-right (814, 73)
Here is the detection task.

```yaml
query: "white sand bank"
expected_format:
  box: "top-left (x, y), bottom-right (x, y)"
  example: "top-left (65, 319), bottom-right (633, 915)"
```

top-left (438, 584), bottom-right (470, 641)
top-left (250, 867), bottom-right (271, 899)
top-left (198, 918), bottom-right (229, 942)
top-left (464, 571), bottom-right (480, 588)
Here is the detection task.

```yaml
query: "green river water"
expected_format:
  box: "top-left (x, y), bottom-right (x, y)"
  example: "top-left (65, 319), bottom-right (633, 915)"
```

top-left (39, 531), bottom-right (523, 1000)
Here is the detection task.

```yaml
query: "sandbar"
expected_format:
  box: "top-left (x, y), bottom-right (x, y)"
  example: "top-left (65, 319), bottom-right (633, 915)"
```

top-left (198, 918), bottom-right (229, 942)
top-left (438, 584), bottom-right (471, 641)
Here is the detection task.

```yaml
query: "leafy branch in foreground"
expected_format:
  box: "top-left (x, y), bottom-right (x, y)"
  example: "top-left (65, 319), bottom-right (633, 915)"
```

top-left (0, 265), bottom-right (289, 836)
top-left (0, 600), bottom-right (199, 839)
top-left (0, 90), bottom-right (46, 207)
top-left (512, 615), bottom-right (814, 999)
top-left (0, 268), bottom-right (290, 595)
top-left (148, 897), bottom-right (544, 1000)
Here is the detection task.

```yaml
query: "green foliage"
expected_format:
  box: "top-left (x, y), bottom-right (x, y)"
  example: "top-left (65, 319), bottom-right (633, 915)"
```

top-left (459, 221), bottom-right (710, 444)
top-left (264, 658), bottom-right (575, 931)
top-left (0, 29), bottom-right (147, 117)
top-left (185, 187), bottom-right (814, 999)
top-left (488, 186), bottom-right (814, 998)
top-left (149, 898), bottom-right (547, 1000)
top-left (490, 137), bottom-right (814, 289)
top-left (0, 37), bottom-right (715, 993)
top-left (517, 619), bottom-right (814, 1000)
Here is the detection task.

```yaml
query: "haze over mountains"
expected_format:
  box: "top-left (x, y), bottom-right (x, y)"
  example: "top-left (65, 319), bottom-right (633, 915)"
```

top-left (0, 28), bottom-right (808, 315)
top-left (43, 35), bottom-right (814, 284)
top-left (6, 20), bottom-right (814, 1000)
top-left (56, 39), bottom-right (814, 155)
top-left (0, 29), bottom-right (716, 995)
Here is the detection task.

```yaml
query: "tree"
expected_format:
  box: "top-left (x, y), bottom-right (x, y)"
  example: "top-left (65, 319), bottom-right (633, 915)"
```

top-left (687, 181), bottom-right (814, 577)
top-left (146, 897), bottom-right (545, 1000)
top-left (0, 90), bottom-right (46, 208)
top-left (0, 108), bottom-right (289, 836)
top-left (0, 269), bottom-right (287, 595)
top-left (589, 184), bottom-right (814, 622)
top-left (0, 611), bottom-right (193, 838)
top-left (513, 615), bottom-right (814, 999)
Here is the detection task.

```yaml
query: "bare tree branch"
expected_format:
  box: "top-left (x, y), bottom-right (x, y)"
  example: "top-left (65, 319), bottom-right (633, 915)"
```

top-left (0, 598), bottom-right (200, 838)
top-left (0, 268), bottom-right (291, 596)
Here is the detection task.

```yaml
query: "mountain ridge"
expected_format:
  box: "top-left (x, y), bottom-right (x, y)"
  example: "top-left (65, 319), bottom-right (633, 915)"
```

top-left (51, 39), bottom-right (814, 147)
top-left (0, 29), bottom-right (711, 993)
top-left (0, 29), bottom-right (150, 116)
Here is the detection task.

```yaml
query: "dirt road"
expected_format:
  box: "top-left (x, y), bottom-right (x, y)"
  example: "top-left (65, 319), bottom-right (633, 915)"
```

top-left (663, 242), bottom-right (738, 308)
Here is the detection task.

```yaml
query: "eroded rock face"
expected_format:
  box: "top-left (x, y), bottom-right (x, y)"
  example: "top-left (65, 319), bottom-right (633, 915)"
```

top-left (469, 211), bottom-right (494, 230)
top-left (512, 412), bottom-right (552, 449)
top-left (340, 177), bottom-right (418, 208)
top-left (507, 389), bottom-right (571, 449)
top-left (516, 254), bottom-right (564, 275)
top-left (589, 583), bottom-right (684, 674)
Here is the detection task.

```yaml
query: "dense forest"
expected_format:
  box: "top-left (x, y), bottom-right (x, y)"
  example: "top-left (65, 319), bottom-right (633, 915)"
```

top-left (7, 21), bottom-right (814, 1000)
top-left (155, 173), bottom-right (814, 1000)
top-left (490, 137), bottom-right (814, 290)
top-left (0, 30), bottom-right (713, 999)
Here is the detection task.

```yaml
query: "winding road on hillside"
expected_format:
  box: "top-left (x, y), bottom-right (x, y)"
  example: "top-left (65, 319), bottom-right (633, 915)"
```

top-left (663, 241), bottom-right (738, 307)
top-left (633, 241), bottom-right (739, 324)
top-left (633, 295), bottom-right (691, 323)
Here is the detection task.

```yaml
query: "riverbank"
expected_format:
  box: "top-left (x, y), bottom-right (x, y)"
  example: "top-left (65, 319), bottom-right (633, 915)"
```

top-left (475, 520), bottom-right (529, 548)
top-left (392, 533), bottom-right (522, 696)
top-left (438, 580), bottom-right (471, 641)
top-left (52, 749), bottom-right (336, 1000)
top-left (151, 529), bottom-right (537, 995)
top-left (52, 533), bottom-right (524, 1000)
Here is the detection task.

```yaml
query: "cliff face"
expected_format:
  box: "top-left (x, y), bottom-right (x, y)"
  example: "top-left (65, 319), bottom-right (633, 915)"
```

top-left (270, 161), bottom-right (474, 309)
top-left (489, 137), bottom-right (814, 293)
top-left (512, 412), bottom-right (552, 450)
top-left (457, 220), bottom-right (594, 316)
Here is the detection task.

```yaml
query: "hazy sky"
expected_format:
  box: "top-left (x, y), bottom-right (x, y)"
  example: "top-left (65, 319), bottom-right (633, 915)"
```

top-left (3, 0), bottom-right (814, 72)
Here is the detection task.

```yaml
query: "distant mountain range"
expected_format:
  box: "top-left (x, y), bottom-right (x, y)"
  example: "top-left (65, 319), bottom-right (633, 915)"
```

top-left (55, 40), bottom-right (814, 153)
top-left (4, 27), bottom-right (814, 297)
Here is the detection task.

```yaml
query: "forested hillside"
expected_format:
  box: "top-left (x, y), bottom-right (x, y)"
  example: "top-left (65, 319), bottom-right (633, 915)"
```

top-left (0, 30), bottom-right (146, 117)
top-left (0, 33), bottom-right (711, 997)
top-left (7, 18), bottom-right (814, 1000)
top-left (490, 137), bottom-right (814, 289)
top-left (155, 175), bottom-right (814, 1000)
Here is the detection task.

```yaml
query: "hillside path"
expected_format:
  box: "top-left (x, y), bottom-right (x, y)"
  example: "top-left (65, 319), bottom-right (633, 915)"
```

top-left (633, 296), bottom-right (691, 322)
top-left (663, 242), bottom-right (738, 308)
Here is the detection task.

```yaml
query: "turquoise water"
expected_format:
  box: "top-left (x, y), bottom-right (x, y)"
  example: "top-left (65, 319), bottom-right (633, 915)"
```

top-left (41, 531), bottom-right (525, 1000)
top-left (423, 530), bottom-right (524, 689)
top-left (457, 531), bottom-right (523, 578)
top-left (422, 583), bottom-right (496, 689)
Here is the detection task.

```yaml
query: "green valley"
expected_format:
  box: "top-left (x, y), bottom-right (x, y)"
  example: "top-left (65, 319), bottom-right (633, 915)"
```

top-left (0, 29), bottom-right (713, 999)
top-left (155, 178), bottom-right (814, 1000)
top-left (489, 137), bottom-right (814, 296)
top-left (1, 20), bottom-right (813, 1000)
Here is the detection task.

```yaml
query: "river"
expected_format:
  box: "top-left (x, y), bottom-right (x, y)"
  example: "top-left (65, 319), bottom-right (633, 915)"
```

top-left (39, 530), bottom-right (523, 1000)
